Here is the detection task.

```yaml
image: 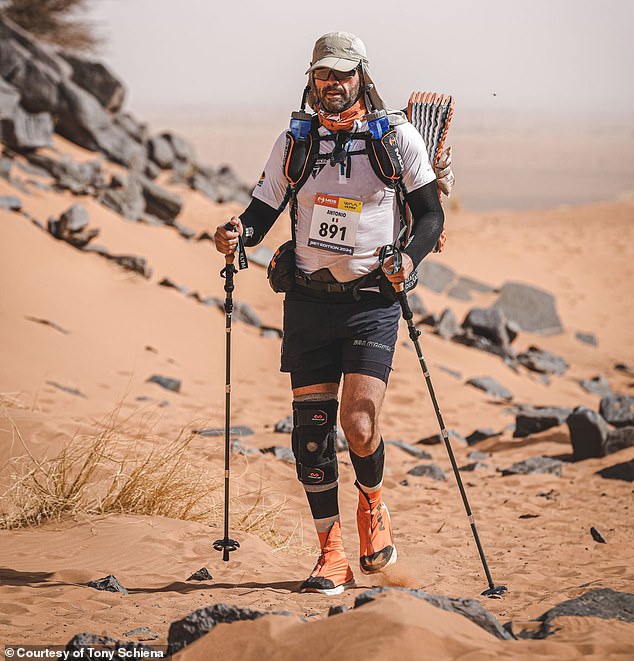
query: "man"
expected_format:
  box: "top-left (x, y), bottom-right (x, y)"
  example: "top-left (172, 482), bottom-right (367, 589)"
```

top-left (214, 32), bottom-right (446, 595)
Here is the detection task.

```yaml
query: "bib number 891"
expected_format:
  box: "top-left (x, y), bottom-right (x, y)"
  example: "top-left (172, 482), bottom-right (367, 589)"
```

top-left (319, 222), bottom-right (347, 241)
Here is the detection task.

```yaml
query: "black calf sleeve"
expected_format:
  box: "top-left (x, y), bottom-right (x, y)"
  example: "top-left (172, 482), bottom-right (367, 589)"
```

top-left (349, 438), bottom-right (385, 490)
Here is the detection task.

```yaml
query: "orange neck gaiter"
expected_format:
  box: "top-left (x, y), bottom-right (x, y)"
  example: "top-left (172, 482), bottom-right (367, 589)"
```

top-left (318, 97), bottom-right (367, 132)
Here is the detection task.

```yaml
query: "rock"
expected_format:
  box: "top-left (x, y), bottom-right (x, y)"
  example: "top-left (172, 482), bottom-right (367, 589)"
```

top-left (500, 456), bottom-right (562, 477)
top-left (494, 282), bottom-right (563, 335)
top-left (263, 446), bottom-right (295, 464)
top-left (0, 195), bottom-right (22, 211)
top-left (466, 376), bottom-right (513, 400)
top-left (61, 53), bottom-right (125, 112)
top-left (407, 291), bottom-right (427, 316)
top-left (114, 111), bottom-right (148, 143)
top-left (274, 415), bottom-right (293, 433)
top-left (45, 380), bottom-right (86, 398)
top-left (417, 429), bottom-right (466, 446)
top-left (614, 363), bottom-right (634, 376)
top-left (1, 107), bottom-right (53, 150)
top-left (163, 132), bottom-right (195, 163)
top-left (174, 222), bottom-right (196, 240)
top-left (328, 604), bottom-right (348, 616)
top-left (66, 633), bottom-right (153, 656)
top-left (599, 395), bottom-right (634, 428)
top-left (597, 459), bottom-right (634, 482)
top-left (146, 375), bottom-right (181, 393)
top-left (437, 365), bottom-right (462, 380)
top-left (462, 307), bottom-right (513, 347)
top-left (0, 156), bottom-right (12, 181)
top-left (435, 308), bottom-right (460, 339)
top-left (123, 627), bottom-right (159, 641)
top-left (459, 462), bottom-right (489, 472)
top-left (447, 279), bottom-right (473, 301)
top-left (579, 375), bottom-right (613, 397)
top-left (0, 77), bottom-right (20, 117)
top-left (232, 301), bottom-right (263, 327)
top-left (148, 134), bottom-right (176, 169)
top-left (517, 346), bottom-right (569, 375)
top-left (354, 587), bottom-right (513, 640)
top-left (575, 331), bottom-right (598, 347)
top-left (139, 175), bottom-right (182, 222)
top-left (468, 450), bottom-right (490, 460)
top-left (466, 428), bottom-right (501, 445)
top-left (407, 464), bottom-right (447, 480)
top-left (144, 159), bottom-right (161, 180)
top-left (248, 245), bottom-right (275, 267)
top-left (513, 406), bottom-right (572, 438)
top-left (107, 254), bottom-right (151, 278)
top-left (167, 604), bottom-right (293, 655)
top-left (231, 439), bottom-right (260, 456)
top-left (187, 567), bottom-right (213, 581)
top-left (195, 426), bottom-right (254, 437)
top-left (86, 574), bottom-right (128, 594)
top-left (158, 277), bottom-right (188, 295)
top-left (453, 330), bottom-right (515, 361)
top-left (604, 427), bottom-right (634, 455)
top-left (261, 326), bottom-right (283, 339)
top-left (386, 440), bottom-right (432, 460)
top-left (26, 152), bottom-right (106, 194)
top-left (522, 589), bottom-right (634, 639)
top-left (590, 527), bottom-right (606, 543)
top-left (417, 261), bottom-right (455, 293)
top-left (101, 174), bottom-right (146, 221)
top-left (59, 203), bottom-right (89, 233)
top-left (336, 428), bottom-right (348, 452)
top-left (567, 406), bottom-right (610, 461)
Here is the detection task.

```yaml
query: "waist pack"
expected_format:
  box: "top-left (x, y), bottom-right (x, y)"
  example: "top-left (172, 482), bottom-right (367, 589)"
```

top-left (267, 241), bottom-right (296, 293)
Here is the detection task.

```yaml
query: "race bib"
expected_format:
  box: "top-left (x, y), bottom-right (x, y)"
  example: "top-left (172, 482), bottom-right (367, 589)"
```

top-left (307, 194), bottom-right (363, 255)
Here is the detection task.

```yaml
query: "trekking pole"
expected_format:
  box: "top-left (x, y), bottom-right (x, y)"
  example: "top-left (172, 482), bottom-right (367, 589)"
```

top-left (213, 221), bottom-right (248, 561)
top-left (379, 245), bottom-right (507, 597)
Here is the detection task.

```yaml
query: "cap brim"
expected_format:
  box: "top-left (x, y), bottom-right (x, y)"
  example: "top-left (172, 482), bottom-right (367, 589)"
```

top-left (306, 56), bottom-right (360, 74)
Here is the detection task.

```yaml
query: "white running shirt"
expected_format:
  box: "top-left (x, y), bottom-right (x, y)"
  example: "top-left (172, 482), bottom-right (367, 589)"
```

top-left (252, 120), bottom-right (436, 282)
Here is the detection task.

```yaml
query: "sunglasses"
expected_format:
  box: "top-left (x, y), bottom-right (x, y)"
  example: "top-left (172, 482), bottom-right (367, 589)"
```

top-left (313, 66), bottom-right (359, 81)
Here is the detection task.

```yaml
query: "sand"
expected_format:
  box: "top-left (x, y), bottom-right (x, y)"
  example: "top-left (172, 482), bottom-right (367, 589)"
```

top-left (0, 133), bottom-right (633, 659)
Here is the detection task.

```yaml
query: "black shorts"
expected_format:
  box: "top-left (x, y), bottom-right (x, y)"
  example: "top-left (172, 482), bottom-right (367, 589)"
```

top-left (281, 289), bottom-right (401, 389)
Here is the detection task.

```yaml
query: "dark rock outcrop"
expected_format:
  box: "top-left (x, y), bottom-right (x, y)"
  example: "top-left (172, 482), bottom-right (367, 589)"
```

top-left (66, 634), bottom-right (155, 656)
top-left (604, 427), bottom-right (634, 455)
top-left (596, 459), bottom-right (634, 482)
top-left (167, 604), bottom-right (293, 655)
top-left (354, 587), bottom-right (513, 640)
top-left (407, 464), bottom-right (447, 480)
top-left (61, 53), bottom-right (125, 112)
top-left (567, 406), bottom-right (610, 461)
top-left (513, 406), bottom-right (572, 438)
top-left (462, 307), bottom-right (514, 348)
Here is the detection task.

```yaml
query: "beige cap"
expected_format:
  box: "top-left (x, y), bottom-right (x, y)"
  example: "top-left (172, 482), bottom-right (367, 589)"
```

top-left (306, 32), bottom-right (369, 73)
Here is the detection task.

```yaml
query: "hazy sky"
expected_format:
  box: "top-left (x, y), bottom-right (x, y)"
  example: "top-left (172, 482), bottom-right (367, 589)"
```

top-left (88, 0), bottom-right (634, 118)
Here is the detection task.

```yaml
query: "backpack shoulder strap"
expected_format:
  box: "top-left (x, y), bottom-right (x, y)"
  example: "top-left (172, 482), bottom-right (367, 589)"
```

top-left (283, 114), bottom-right (321, 191)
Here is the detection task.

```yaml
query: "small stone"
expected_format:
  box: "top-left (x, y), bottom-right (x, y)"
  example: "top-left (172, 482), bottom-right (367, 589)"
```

top-left (248, 245), bottom-right (275, 267)
top-left (514, 406), bottom-right (572, 438)
top-left (407, 291), bottom-right (427, 316)
top-left (328, 605), bottom-right (348, 616)
top-left (147, 375), bottom-right (181, 393)
top-left (263, 446), bottom-right (295, 464)
top-left (466, 376), bottom-right (513, 400)
top-left (466, 428), bottom-right (501, 445)
top-left (500, 456), bottom-right (562, 477)
top-left (467, 450), bottom-right (490, 461)
top-left (417, 429), bottom-right (466, 445)
top-left (590, 527), bottom-right (606, 544)
top-left (599, 395), bottom-right (634, 428)
top-left (0, 195), bottom-right (22, 211)
top-left (418, 261), bottom-right (456, 292)
top-left (274, 415), bottom-right (294, 433)
top-left (579, 376), bottom-right (612, 397)
top-left (123, 627), bottom-right (159, 641)
top-left (187, 567), bottom-right (213, 581)
top-left (87, 575), bottom-right (128, 594)
top-left (459, 462), bottom-right (489, 472)
top-left (437, 365), bottom-right (462, 380)
top-left (614, 363), bottom-right (634, 376)
top-left (435, 308), bottom-right (460, 340)
top-left (386, 440), bottom-right (432, 460)
top-left (407, 464), bottom-right (447, 480)
top-left (575, 332), bottom-right (598, 346)
top-left (517, 346), bottom-right (569, 375)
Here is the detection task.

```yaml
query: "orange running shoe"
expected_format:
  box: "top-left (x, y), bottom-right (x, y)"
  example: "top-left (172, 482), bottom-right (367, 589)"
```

top-left (300, 521), bottom-right (355, 595)
top-left (356, 482), bottom-right (397, 574)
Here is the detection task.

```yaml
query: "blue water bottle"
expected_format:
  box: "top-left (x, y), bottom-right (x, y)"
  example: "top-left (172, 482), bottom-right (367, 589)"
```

top-left (366, 109), bottom-right (389, 139)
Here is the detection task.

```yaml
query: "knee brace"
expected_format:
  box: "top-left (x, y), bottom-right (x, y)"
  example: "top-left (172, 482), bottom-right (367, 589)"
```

top-left (291, 398), bottom-right (338, 486)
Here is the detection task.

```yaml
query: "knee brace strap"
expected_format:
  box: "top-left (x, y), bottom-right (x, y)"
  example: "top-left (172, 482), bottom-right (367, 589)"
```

top-left (291, 398), bottom-right (338, 486)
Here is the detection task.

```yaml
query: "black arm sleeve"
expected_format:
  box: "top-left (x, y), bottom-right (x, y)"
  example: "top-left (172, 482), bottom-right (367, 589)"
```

top-left (402, 180), bottom-right (445, 268)
top-left (239, 198), bottom-right (282, 247)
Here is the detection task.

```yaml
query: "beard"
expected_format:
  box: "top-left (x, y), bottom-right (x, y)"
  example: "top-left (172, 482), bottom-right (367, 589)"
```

top-left (316, 76), bottom-right (361, 113)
